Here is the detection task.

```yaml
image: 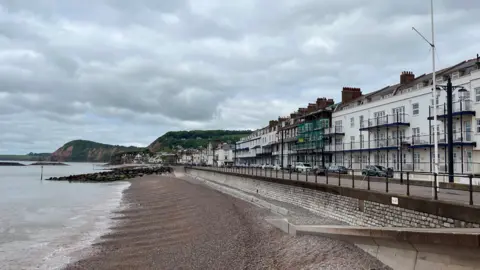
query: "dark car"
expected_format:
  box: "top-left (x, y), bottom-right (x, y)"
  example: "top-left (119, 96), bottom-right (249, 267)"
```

top-left (362, 165), bottom-right (389, 177)
top-left (374, 165), bottom-right (394, 177)
top-left (327, 165), bottom-right (349, 174)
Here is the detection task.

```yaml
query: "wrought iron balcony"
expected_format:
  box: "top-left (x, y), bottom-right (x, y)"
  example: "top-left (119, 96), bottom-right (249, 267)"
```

top-left (323, 126), bottom-right (344, 136)
top-left (428, 100), bottom-right (476, 120)
top-left (410, 131), bottom-right (476, 148)
top-left (359, 113), bottom-right (410, 131)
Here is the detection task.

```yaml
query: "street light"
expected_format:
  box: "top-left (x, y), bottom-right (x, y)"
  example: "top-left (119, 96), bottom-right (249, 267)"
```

top-left (434, 77), bottom-right (468, 183)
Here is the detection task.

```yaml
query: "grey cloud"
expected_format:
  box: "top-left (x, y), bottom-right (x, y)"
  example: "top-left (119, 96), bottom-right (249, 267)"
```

top-left (0, 0), bottom-right (479, 153)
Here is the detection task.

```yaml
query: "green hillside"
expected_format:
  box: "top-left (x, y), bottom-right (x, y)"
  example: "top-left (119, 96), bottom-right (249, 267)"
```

top-left (0, 153), bottom-right (51, 161)
top-left (148, 130), bottom-right (251, 152)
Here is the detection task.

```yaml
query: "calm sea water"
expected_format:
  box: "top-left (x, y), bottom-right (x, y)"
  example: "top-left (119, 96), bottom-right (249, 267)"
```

top-left (0, 162), bottom-right (130, 270)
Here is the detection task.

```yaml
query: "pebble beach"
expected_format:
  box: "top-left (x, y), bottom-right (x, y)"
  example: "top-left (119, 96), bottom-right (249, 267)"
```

top-left (65, 174), bottom-right (389, 270)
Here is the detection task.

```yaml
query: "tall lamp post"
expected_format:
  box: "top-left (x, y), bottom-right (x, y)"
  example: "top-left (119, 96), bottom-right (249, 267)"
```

top-left (435, 77), bottom-right (468, 182)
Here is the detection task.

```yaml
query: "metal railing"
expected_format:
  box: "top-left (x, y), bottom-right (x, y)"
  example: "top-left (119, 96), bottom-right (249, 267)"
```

top-left (411, 132), bottom-right (475, 145)
top-left (361, 113), bottom-right (410, 129)
top-left (324, 126), bottom-right (344, 135)
top-left (190, 165), bottom-right (480, 206)
top-left (429, 100), bottom-right (474, 116)
top-left (321, 132), bottom-right (476, 151)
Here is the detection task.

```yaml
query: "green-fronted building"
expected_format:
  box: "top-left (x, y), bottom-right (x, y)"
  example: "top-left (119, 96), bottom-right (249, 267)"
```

top-left (294, 110), bottom-right (331, 166)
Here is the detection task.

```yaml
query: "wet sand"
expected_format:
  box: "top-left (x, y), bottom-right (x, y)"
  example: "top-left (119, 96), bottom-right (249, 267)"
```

top-left (66, 175), bottom-right (388, 270)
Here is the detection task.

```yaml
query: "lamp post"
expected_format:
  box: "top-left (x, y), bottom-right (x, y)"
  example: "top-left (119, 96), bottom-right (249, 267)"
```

top-left (435, 77), bottom-right (468, 183)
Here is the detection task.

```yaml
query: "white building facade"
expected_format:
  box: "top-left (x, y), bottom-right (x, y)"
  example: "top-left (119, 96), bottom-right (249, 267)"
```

top-left (236, 121), bottom-right (279, 166)
top-left (326, 58), bottom-right (480, 177)
top-left (234, 56), bottom-right (480, 182)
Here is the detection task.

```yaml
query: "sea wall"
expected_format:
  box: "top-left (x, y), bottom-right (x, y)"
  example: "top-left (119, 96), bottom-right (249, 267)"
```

top-left (186, 168), bottom-right (480, 228)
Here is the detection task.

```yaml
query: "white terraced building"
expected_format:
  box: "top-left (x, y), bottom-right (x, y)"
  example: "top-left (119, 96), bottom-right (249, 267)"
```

top-left (327, 57), bottom-right (480, 179)
top-left (235, 121), bottom-right (279, 166)
top-left (235, 55), bottom-right (480, 182)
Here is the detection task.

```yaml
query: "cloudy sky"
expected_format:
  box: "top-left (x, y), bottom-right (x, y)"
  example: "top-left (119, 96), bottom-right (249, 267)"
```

top-left (0, 0), bottom-right (479, 154)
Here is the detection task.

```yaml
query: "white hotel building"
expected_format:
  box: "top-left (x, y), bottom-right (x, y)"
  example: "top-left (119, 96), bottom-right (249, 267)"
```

top-left (328, 57), bottom-right (480, 176)
top-left (235, 56), bottom-right (480, 178)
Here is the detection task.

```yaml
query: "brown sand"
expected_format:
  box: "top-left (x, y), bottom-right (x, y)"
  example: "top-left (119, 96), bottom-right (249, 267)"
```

top-left (65, 175), bottom-right (388, 270)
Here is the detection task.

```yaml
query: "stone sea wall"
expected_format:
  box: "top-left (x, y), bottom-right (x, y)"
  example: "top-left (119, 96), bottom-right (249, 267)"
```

top-left (187, 168), bottom-right (480, 228)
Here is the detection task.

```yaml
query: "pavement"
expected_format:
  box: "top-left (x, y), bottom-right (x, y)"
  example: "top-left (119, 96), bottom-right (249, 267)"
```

top-left (206, 167), bottom-right (480, 206)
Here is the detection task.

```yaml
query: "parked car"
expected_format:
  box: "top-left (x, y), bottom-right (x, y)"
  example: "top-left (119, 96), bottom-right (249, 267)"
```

top-left (327, 165), bottom-right (349, 174)
top-left (262, 164), bottom-right (273, 169)
top-left (284, 164), bottom-right (294, 172)
top-left (374, 165), bottom-right (394, 177)
top-left (312, 165), bottom-right (326, 175)
top-left (272, 164), bottom-right (282, 171)
top-left (294, 162), bottom-right (312, 173)
top-left (362, 165), bottom-right (387, 177)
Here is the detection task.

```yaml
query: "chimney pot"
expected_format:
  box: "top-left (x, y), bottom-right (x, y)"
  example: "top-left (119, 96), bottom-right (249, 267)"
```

top-left (400, 71), bottom-right (415, 84)
top-left (342, 87), bottom-right (362, 104)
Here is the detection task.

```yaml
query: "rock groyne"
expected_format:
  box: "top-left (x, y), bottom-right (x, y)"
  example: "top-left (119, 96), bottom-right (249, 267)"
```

top-left (47, 166), bottom-right (173, 182)
top-left (30, 162), bottom-right (68, 166)
top-left (0, 162), bottom-right (26, 166)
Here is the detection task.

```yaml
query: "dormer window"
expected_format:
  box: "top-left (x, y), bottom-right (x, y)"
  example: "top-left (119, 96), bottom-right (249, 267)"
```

top-left (435, 77), bottom-right (443, 84)
top-left (451, 71), bottom-right (460, 80)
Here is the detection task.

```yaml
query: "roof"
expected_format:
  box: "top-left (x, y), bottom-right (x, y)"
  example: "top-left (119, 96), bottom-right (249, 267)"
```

top-left (335, 57), bottom-right (480, 111)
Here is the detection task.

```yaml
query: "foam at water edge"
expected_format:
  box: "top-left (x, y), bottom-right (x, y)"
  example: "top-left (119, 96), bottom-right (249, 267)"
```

top-left (37, 182), bottom-right (132, 270)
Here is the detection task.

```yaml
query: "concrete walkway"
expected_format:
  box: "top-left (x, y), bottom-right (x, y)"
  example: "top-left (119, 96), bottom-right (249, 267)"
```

top-left (208, 167), bottom-right (480, 206)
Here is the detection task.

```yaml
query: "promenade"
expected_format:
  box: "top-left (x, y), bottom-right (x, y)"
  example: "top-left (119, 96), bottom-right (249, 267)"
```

top-left (205, 167), bottom-right (480, 206)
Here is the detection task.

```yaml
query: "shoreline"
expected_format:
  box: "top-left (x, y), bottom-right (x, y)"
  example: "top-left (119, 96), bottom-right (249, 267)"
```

top-left (64, 174), bottom-right (388, 270)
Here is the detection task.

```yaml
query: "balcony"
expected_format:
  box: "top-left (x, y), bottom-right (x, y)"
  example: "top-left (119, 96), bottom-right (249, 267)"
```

top-left (323, 138), bottom-right (409, 152)
top-left (324, 126), bottom-right (345, 136)
top-left (359, 114), bottom-right (410, 131)
top-left (428, 100), bottom-right (476, 120)
top-left (409, 131), bottom-right (476, 148)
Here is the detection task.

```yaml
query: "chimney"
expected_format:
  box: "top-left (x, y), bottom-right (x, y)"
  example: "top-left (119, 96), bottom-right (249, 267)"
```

top-left (269, 120), bottom-right (278, 127)
top-left (341, 87), bottom-right (362, 104)
top-left (298, 108), bottom-right (307, 116)
top-left (307, 103), bottom-right (317, 113)
top-left (315, 98), bottom-right (335, 109)
top-left (400, 71), bottom-right (415, 84)
top-left (290, 112), bottom-right (297, 118)
top-left (327, 99), bottom-right (334, 106)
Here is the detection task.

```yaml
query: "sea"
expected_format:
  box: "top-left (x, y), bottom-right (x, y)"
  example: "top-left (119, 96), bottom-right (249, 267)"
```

top-left (0, 162), bottom-right (130, 270)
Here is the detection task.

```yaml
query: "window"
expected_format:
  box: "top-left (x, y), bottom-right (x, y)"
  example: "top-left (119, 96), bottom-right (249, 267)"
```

top-left (476, 119), bottom-right (480, 133)
top-left (350, 117), bottom-right (354, 127)
top-left (412, 103), bottom-right (419, 116)
top-left (360, 135), bottom-right (364, 148)
top-left (412, 127), bottom-right (420, 143)
top-left (359, 115), bottom-right (364, 128)
top-left (476, 87), bottom-right (480, 102)
top-left (460, 90), bottom-right (470, 101)
top-left (414, 152), bottom-right (420, 163)
top-left (374, 111), bottom-right (386, 125)
top-left (392, 106), bottom-right (405, 122)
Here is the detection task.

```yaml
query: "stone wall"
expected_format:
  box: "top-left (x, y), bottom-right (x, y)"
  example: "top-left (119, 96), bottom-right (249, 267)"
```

top-left (188, 169), bottom-right (480, 228)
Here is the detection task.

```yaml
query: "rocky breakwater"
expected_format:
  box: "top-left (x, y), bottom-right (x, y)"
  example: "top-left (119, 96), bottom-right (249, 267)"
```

top-left (0, 162), bottom-right (26, 166)
top-left (47, 166), bottom-right (173, 182)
